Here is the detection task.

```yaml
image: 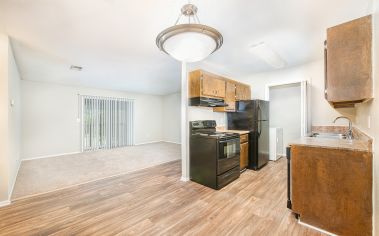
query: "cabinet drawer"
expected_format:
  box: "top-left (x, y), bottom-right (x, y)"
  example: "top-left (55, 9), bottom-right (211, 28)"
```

top-left (218, 155), bottom-right (239, 175)
top-left (217, 166), bottom-right (240, 189)
top-left (240, 134), bottom-right (248, 143)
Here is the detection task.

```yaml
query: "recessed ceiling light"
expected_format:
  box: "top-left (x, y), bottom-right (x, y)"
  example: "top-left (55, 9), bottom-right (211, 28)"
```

top-left (249, 42), bottom-right (287, 69)
top-left (70, 65), bottom-right (83, 71)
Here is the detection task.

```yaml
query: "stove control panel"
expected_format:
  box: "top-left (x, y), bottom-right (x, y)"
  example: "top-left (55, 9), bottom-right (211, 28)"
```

top-left (190, 120), bottom-right (217, 129)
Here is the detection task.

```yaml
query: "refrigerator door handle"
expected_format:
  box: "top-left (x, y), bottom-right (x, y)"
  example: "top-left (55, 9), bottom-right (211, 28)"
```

top-left (257, 104), bottom-right (262, 137)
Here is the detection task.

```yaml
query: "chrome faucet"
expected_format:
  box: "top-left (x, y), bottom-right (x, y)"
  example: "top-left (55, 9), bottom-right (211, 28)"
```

top-left (333, 116), bottom-right (353, 140)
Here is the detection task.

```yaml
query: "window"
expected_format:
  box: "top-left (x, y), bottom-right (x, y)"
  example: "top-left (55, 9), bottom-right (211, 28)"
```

top-left (80, 95), bottom-right (134, 151)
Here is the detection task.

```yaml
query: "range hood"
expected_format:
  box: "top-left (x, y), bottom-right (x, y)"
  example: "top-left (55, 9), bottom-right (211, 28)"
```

top-left (189, 97), bottom-right (228, 107)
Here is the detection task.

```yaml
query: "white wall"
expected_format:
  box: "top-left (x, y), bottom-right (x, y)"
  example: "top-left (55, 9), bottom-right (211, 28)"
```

top-left (240, 59), bottom-right (356, 126)
top-left (188, 107), bottom-right (226, 127)
top-left (21, 80), bottom-right (164, 159)
top-left (7, 39), bottom-right (21, 197)
top-left (270, 84), bottom-right (301, 154)
top-left (162, 93), bottom-right (181, 143)
top-left (0, 34), bottom-right (9, 202)
top-left (0, 34), bottom-right (21, 203)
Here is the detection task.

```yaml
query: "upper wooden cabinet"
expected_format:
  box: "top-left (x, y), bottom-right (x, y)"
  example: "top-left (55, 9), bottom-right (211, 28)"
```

top-left (325, 15), bottom-right (372, 108)
top-left (235, 83), bottom-right (251, 101)
top-left (189, 69), bottom-right (251, 112)
top-left (189, 70), bottom-right (226, 99)
top-left (214, 81), bottom-right (236, 112)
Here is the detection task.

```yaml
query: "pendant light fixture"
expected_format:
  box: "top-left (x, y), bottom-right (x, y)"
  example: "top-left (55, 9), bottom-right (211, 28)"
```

top-left (156, 3), bottom-right (223, 62)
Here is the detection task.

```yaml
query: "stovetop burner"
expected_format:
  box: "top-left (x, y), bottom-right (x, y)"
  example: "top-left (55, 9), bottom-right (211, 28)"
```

top-left (193, 131), bottom-right (240, 139)
top-left (190, 120), bottom-right (240, 140)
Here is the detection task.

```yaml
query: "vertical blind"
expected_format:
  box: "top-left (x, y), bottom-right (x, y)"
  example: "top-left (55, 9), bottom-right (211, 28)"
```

top-left (80, 95), bottom-right (134, 151)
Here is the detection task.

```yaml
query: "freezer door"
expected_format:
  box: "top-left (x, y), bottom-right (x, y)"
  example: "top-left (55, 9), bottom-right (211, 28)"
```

top-left (257, 100), bottom-right (269, 121)
top-left (227, 101), bottom-right (256, 131)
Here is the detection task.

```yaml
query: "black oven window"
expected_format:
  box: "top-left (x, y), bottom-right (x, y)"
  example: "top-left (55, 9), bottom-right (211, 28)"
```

top-left (223, 142), bottom-right (237, 159)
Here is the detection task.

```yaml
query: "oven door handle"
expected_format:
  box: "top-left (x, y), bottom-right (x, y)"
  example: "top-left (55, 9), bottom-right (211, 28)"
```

top-left (219, 138), bottom-right (240, 144)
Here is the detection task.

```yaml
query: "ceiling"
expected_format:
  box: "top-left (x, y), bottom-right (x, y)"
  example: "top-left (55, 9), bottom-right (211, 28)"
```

top-left (0, 0), bottom-right (372, 95)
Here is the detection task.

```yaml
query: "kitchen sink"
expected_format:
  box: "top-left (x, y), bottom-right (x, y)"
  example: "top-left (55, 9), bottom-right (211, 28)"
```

top-left (310, 132), bottom-right (350, 140)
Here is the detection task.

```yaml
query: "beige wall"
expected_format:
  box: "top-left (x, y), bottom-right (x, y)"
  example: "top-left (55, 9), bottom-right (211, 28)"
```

top-left (162, 93), bottom-right (181, 143)
top-left (240, 59), bottom-right (356, 127)
top-left (21, 81), bottom-right (165, 159)
top-left (355, 6), bottom-right (379, 235)
top-left (0, 34), bottom-right (21, 203)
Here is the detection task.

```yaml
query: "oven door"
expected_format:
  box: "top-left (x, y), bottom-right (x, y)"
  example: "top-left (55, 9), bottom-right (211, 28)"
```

top-left (218, 138), bottom-right (240, 175)
top-left (218, 138), bottom-right (240, 160)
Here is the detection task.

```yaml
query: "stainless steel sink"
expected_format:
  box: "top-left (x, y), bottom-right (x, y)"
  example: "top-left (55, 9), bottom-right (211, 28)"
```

top-left (310, 132), bottom-right (349, 140)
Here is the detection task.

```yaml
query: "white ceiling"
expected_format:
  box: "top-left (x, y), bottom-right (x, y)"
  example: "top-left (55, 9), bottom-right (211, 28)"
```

top-left (0, 0), bottom-right (372, 95)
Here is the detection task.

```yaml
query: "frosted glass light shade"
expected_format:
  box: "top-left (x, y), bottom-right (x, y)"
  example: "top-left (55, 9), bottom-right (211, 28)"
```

top-left (164, 32), bottom-right (216, 62)
top-left (156, 24), bottom-right (223, 63)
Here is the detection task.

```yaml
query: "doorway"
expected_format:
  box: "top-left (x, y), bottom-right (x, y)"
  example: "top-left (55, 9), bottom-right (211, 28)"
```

top-left (269, 83), bottom-right (301, 156)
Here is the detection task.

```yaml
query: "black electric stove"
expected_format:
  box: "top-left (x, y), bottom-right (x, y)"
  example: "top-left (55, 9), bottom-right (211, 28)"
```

top-left (189, 120), bottom-right (240, 190)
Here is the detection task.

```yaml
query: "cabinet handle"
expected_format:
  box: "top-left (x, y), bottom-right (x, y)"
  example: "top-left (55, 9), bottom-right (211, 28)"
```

top-left (324, 40), bottom-right (328, 100)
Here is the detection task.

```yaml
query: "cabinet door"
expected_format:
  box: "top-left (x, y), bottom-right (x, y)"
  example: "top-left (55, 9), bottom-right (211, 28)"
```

top-left (244, 85), bottom-right (251, 100)
top-left (236, 83), bottom-right (251, 100)
top-left (213, 81), bottom-right (236, 112)
top-left (235, 83), bottom-right (243, 100)
top-left (240, 142), bottom-right (249, 170)
top-left (326, 15), bottom-right (372, 104)
top-left (225, 81), bottom-right (236, 111)
top-left (201, 74), bottom-right (226, 98)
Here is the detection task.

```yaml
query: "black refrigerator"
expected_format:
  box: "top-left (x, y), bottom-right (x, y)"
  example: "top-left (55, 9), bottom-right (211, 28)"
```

top-left (227, 100), bottom-right (269, 170)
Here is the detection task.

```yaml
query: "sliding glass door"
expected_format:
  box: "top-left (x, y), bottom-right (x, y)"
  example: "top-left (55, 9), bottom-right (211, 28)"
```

top-left (81, 95), bottom-right (134, 151)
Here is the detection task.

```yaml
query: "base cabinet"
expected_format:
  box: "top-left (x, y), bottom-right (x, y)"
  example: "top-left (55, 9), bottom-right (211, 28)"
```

top-left (240, 134), bottom-right (249, 170)
top-left (290, 145), bottom-right (372, 236)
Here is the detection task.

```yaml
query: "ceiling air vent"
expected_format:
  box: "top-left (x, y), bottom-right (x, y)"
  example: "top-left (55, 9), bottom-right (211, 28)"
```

top-left (70, 65), bottom-right (83, 71)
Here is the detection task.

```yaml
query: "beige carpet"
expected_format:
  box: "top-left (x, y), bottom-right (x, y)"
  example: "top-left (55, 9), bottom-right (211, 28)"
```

top-left (12, 142), bottom-right (180, 200)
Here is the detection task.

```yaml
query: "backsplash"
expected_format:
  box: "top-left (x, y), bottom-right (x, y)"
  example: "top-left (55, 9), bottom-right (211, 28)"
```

top-left (188, 106), bottom-right (226, 127)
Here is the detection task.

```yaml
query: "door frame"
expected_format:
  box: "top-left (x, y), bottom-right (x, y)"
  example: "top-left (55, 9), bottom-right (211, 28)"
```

top-left (264, 80), bottom-right (311, 137)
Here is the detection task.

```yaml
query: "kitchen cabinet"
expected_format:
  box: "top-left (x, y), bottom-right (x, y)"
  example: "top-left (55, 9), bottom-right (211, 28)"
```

top-left (325, 15), bottom-right (372, 108)
top-left (235, 83), bottom-right (251, 101)
top-left (290, 145), bottom-right (372, 235)
top-left (240, 134), bottom-right (249, 170)
top-left (189, 70), bottom-right (226, 99)
top-left (213, 81), bottom-right (236, 112)
top-left (189, 69), bottom-right (251, 111)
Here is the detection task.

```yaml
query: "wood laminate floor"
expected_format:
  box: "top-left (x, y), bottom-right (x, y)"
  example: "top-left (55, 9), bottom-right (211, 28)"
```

top-left (0, 158), bottom-right (324, 236)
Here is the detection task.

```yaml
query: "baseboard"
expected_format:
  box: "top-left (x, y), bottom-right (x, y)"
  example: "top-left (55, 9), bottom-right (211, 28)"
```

top-left (180, 176), bottom-right (190, 182)
top-left (22, 151), bottom-right (81, 161)
top-left (0, 200), bottom-right (11, 208)
top-left (134, 140), bottom-right (164, 145)
top-left (135, 140), bottom-right (181, 145)
top-left (164, 141), bottom-right (181, 145)
top-left (298, 219), bottom-right (336, 236)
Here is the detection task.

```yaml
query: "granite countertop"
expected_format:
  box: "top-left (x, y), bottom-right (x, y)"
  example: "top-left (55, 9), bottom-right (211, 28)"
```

top-left (290, 126), bottom-right (372, 152)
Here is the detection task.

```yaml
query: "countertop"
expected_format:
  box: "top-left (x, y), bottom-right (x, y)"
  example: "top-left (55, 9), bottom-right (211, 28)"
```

top-left (290, 126), bottom-right (372, 152)
top-left (289, 137), bottom-right (371, 152)
top-left (216, 127), bottom-right (250, 135)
